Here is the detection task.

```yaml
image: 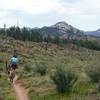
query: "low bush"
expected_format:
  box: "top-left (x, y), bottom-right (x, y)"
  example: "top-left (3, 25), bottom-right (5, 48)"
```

top-left (86, 65), bottom-right (100, 83)
top-left (51, 67), bottom-right (77, 93)
top-left (24, 64), bottom-right (32, 72)
top-left (35, 64), bottom-right (47, 76)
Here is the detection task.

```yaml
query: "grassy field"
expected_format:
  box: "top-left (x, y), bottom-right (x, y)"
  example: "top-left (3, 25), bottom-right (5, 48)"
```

top-left (0, 38), bottom-right (100, 100)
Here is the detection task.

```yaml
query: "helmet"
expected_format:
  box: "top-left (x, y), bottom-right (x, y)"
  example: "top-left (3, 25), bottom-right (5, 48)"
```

top-left (13, 55), bottom-right (17, 58)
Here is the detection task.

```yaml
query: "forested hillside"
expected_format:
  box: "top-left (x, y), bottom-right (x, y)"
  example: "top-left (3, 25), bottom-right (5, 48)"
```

top-left (0, 26), bottom-right (100, 51)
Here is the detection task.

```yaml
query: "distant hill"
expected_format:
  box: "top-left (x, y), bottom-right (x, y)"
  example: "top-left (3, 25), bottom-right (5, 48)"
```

top-left (33, 21), bottom-right (86, 39)
top-left (0, 21), bottom-right (100, 40)
top-left (86, 29), bottom-right (100, 37)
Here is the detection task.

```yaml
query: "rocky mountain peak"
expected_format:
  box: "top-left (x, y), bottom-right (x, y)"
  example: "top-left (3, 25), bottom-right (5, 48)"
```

top-left (33, 21), bottom-right (85, 38)
top-left (54, 21), bottom-right (69, 26)
top-left (52, 21), bottom-right (71, 30)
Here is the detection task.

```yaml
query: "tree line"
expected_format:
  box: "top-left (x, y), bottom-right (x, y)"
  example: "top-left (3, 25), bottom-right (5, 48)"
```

top-left (0, 26), bottom-right (100, 50)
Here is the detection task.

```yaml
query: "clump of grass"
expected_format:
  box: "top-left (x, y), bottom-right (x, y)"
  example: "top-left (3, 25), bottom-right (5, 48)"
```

top-left (24, 64), bottom-right (32, 72)
top-left (51, 67), bottom-right (77, 93)
top-left (86, 65), bottom-right (100, 83)
top-left (0, 74), bottom-right (16, 100)
top-left (35, 64), bottom-right (47, 76)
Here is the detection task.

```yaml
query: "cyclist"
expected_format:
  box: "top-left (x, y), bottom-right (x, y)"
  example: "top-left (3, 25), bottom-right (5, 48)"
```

top-left (9, 54), bottom-right (18, 83)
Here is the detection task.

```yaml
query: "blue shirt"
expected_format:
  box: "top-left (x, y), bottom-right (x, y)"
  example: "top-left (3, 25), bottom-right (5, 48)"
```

top-left (11, 57), bottom-right (18, 64)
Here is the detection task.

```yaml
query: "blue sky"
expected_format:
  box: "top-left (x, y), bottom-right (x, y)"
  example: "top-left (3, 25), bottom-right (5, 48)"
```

top-left (0, 0), bottom-right (100, 31)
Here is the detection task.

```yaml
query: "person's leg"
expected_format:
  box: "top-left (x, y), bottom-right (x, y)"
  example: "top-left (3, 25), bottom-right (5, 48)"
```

top-left (7, 65), bottom-right (11, 75)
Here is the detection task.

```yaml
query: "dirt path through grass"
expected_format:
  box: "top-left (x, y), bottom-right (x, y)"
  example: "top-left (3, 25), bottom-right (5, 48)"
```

top-left (13, 76), bottom-right (29, 100)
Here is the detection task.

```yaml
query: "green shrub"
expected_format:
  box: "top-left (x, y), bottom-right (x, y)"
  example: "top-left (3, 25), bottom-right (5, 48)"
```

top-left (51, 67), bottom-right (77, 93)
top-left (36, 64), bottom-right (47, 76)
top-left (24, 64), bottom-right (32, 72)
top-left (86, 66), bottom-right (100, 83)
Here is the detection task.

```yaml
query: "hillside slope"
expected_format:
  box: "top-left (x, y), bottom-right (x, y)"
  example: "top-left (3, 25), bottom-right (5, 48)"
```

top-left (0, 37), bottom-right (100, 100)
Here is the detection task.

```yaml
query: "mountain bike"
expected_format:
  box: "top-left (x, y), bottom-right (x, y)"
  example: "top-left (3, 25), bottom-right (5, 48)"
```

top-left (8, 64), bottom-right (16, 83)
top-left (9, 68), bottom-right (15, 83)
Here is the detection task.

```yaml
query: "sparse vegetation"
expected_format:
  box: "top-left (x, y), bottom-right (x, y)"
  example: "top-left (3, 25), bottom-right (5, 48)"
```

top-left (0, 37), bottom-right (100, 100)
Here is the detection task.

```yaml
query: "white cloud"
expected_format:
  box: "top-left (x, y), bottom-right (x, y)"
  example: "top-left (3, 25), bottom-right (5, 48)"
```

top-left (0, 0), bottom-right (100, 30)
top-left (0, 0), bottom-right (100, 15)
top-left (0, 0), bottom-right (59, 14)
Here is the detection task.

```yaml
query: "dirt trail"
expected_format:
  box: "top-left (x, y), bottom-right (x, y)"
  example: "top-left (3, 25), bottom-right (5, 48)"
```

top-left (13, 76), bottom-right (29, 100)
